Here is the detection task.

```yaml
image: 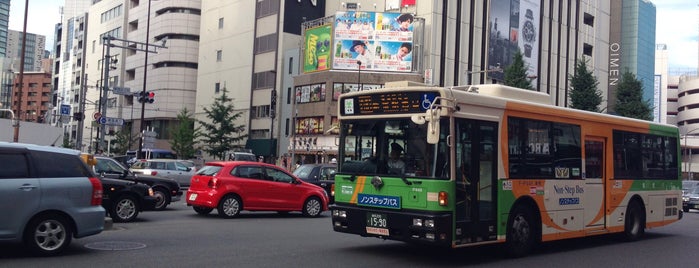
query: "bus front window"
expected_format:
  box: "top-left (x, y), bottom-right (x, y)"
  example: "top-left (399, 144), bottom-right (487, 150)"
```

top-left (338, 118), bottom-right (450, 179)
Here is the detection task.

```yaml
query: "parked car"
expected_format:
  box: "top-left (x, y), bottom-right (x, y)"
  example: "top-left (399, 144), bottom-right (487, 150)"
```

top-left (682, 180), bottom-right (699, 195)
top-left (292, 163), bottom-right (337, 203)
top-left (228, 151), bottom-right (257, 161)
top-left (94, 156), bottom-right (182, 210)
top-left (0, 142), bottom-right (105, 255)
top-left (81, 154), bottom-right (158, 222)
top-left (684, 186), bottom-right (699, 212)
top-left (130, 159), bottom-right (196, 188)
top-left (186, 161), bottom-right (329, 218)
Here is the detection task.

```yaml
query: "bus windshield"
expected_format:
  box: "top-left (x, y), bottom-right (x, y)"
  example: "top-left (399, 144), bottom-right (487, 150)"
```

top-left (338, 118), bottom-right (450, 179)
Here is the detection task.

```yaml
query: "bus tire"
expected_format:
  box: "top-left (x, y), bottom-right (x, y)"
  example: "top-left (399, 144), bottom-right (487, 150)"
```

top-left (506, 204), bottom-right (538, 257)
top-left (623, 199), bottom-right (645, 241)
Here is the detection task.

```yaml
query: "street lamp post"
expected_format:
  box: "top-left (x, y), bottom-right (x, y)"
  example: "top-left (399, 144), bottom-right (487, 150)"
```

top-left (137, 0), bottom-right (154, 159)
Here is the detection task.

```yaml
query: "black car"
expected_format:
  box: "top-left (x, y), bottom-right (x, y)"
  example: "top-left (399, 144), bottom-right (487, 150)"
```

top-left (293, 163), bottom-right (337, 203)
top-left (95, 156), bottom-right (183, 210)
top-left (100, 176), bottom-right (158, 222)
top-left (80, 153), bottom-right (158, 222)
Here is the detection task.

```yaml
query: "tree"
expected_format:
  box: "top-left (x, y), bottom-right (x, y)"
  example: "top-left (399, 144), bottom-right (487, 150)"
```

top-left (169, 107), bottom-right (200, 159)
top-left (503, 50), bottom-right (533, 90)
top-left (614, 71), bottom-right (653, 121)
top-left (198, 88), bottom-right (247, 160)
top-left (569, 57), bottom-right (603, 112)
top-left (110, 128), bottom-right (136, 156)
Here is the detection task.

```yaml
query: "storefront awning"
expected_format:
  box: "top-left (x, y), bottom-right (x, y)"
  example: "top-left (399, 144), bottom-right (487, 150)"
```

top-left (246, 139), bottom-right (277, 157)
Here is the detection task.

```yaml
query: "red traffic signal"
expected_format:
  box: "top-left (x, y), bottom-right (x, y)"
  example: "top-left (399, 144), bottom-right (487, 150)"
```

top-left (147, 91), bottom-right (155, 103)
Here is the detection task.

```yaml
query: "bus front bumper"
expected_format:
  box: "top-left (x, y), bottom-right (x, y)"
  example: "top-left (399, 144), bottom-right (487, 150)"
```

top-left (330, 203), bottom-right (452, 246)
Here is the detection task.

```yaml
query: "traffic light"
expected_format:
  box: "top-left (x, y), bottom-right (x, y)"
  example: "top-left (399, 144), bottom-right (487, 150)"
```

top-left (147, 91), bottom-right (155, 103)
top-left (73, 112), bottom-right (84, 121)
top-left (137, 91), bottom-right (147, 103)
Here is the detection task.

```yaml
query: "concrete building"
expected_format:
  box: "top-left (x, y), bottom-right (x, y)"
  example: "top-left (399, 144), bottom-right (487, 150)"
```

top-left (7, 30), bottom-right (46, 72)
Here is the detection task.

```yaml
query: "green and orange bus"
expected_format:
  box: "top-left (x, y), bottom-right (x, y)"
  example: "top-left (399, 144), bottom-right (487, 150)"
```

top-left (330, 82), bottom-right (682, 256)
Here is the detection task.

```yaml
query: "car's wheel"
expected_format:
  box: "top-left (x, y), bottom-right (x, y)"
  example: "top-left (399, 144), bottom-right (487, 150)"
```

top-left (24, 214), bottom-right (72, 256)
top-left (506, 204), bottom-right (538, 257)
top-left (624, 199), bottom-right (646, 241)
top-left (193, 206), bottom-right (213, 215)
top-left (152, 187), bottom-right (171, 211)
top-left (110, 195), bottom-right (140, 222)
top-left (302, 197), bottom-right (323, 217)
top-left (683, 207), bottom-right (689, 213)
top-left (217, 195), bottom-right (241, 218)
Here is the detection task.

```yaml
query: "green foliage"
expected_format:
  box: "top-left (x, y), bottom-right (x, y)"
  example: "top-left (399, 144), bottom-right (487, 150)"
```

top-left (61, 136), bottom-right (73, 148)
top-left (198, 88), bottom-right (247, 160)
top-left (503, 50), bottom-right (533, 90)
top-left (614, 71), bottom-right (653, 121)
top-left (569, 58), bottom-right (603, 112)
top-left (110, 128), bottom-right (135, 155)
top-left (169, 107), bottom-right (200, 159)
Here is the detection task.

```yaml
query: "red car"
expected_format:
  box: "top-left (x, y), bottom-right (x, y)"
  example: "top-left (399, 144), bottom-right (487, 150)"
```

top-left (186, 161), bottom-right (328, 218)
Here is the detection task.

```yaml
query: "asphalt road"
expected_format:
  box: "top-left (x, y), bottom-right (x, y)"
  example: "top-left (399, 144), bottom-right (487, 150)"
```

top-left (2, 201), bottom-right (698, 267)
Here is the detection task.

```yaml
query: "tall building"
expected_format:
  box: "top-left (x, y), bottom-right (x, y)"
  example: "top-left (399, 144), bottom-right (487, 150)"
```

top-left (655, 44), bottom-right (673, 125)
top-left (10, 71), bottom-right (52, 123)
top-left (608, 0), bottom-right (656, 118)
top-left (0, 0), bottom-right (9, 58)
top-left (6, 30), bottom-right (46, 72)
top-left (81, 0), bottom-right (202, 153)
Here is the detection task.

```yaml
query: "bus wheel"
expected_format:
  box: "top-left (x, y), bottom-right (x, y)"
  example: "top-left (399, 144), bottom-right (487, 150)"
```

top-left (506, 204), bottom-right (537, 257)
top-left (624, 200), bottom-right (645, 241)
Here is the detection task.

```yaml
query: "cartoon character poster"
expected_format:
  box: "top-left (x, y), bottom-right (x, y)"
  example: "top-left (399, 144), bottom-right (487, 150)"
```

top-left (303, 24), bottom-right (333, 73)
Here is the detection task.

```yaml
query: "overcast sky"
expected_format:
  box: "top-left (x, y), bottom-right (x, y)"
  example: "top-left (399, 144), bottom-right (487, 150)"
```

top-left (7, 1), bottom-right (698, 71)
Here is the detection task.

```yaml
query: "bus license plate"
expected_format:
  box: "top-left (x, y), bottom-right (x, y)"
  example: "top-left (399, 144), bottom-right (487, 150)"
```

top-left (366, 213), bottom-right (389, 236)
top-left (189, 193), bottom-right (197, 201)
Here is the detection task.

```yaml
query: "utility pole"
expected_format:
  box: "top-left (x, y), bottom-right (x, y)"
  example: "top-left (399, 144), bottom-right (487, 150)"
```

top-left (13, 0), bottom-right (29, 142)
top-left (75, 73), bottom-right (87, 151)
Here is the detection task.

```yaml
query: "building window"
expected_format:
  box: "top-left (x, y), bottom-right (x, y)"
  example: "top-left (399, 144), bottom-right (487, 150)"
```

top-left (215, 82), bottom-right (220, 93)
top-left (287, 87), bottom-right (291, 104)
top-left (254, 33), bottom-right (278, 54)
top-left (218, 18), bottom-right (224, 29)
top-left (251, 105), bottom-right (271, 119)
top-left (256, 0), bottom-right (280, 18)
top-left (252, 71), bottom-right (275, 89)
top-left (216, 50), bottom-right (222, 61)
top-left (583, 43), bottom-right (593, 56)
top-left (285, 118), bottom-right (290, 136)
top-left (583, 13), bottom-right (594, 27)
top-left (288, 57), bottom-right (293, 74)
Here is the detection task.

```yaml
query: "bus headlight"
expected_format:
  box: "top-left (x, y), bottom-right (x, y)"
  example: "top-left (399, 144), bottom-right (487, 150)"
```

top-left (333, 210), bottom-right (347, 218)
top-left (412, 218), bottom-right (423, 227)
top-left (424, 219), bottom-right (435, 228)
top-left (438, 191), bottom-right (448, 206)
top-left (425, 233), bottom-right (435, 240)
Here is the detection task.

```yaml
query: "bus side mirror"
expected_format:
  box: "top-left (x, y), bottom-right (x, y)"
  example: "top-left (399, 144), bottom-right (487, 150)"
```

top-left (426, 109), bottom-right (440, 144)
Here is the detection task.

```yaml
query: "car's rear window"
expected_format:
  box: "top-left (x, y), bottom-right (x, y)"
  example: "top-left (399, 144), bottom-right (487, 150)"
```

top-left (293, 165), bottom-right (314, 178)
top-left (196, 165), bottom-right (222, 176)
top-left (33, 151), bottom-right (92, 178)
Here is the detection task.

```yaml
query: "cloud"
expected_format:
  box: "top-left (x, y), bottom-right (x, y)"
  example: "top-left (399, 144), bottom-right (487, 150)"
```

top-left (655, 1), bottom-right (698, 69)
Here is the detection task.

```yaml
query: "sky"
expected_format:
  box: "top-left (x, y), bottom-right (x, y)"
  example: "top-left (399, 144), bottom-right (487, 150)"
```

top-left (8, 0), bottom-right (61, 50)
top-left (6, 1), bottom-right (698, 71)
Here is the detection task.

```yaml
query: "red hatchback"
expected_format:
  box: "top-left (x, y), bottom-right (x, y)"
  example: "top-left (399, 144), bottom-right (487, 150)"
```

top-left (186, 161), bottom-right (329, 218)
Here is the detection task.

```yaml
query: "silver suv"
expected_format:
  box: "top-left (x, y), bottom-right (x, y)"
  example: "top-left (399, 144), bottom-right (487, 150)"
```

top-left (130, 159), bottom-right (196, 187)
top-left (0, 142), bottom-right (105, 255)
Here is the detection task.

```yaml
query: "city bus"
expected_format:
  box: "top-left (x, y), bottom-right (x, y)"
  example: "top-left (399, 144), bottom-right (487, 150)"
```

top-left (329, 82), bottom-right (682, 256)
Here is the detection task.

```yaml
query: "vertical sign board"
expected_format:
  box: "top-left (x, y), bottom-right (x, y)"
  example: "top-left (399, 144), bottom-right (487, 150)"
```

top-left (303, 24), bottom-right (333, 73)
top-left (487, 0), bottom-right (540, 83)
top-left (653, 74), bottom-right (661, 123)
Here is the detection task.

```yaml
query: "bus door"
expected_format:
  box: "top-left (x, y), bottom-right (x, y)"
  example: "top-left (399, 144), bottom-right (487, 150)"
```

top-left (454, 119), bottom-right (498, 244)
top-left (583, 137), bottom-right (606, 229)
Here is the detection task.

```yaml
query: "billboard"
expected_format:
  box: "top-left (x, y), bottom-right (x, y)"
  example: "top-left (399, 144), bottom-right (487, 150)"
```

top-left (332, 11), bottom-right (414, 72)
top-left (303, 24), bottom-right (333, 73)
top-left (487, 0), bottom-right (540, 82)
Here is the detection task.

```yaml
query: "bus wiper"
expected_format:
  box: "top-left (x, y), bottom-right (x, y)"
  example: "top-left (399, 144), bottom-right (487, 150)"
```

top-left (400, 175), bottom-right (412, 185)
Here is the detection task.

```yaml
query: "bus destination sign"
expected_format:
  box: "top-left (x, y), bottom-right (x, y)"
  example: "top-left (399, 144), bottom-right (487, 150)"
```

top-left (341, 91), bottom-right (438, 116)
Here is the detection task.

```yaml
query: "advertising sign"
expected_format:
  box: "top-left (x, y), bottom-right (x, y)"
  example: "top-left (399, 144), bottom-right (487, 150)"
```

top-left (303, 24), bottom-right (333, 73)
top-left (332, 11), bottom-right (414, 72)
top-left (487, 0), bottom-right (540, 82)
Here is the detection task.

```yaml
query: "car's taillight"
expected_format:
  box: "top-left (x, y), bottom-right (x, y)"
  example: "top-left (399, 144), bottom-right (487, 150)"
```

top-left (89, 177), bottom-right (103, 206)
top-left (151, 171), bottom-right (158, 176)
top-left (438, 191), bottom-right (448, 206)
top-left (208, 177), bottom-right (218, 189)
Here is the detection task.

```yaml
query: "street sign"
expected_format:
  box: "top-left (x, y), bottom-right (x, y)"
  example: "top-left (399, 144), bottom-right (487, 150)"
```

top-left (93, 112), bottom-right (101, 120)
top-left (112, 86), bottom-right (132, 95)
top-left (98, 116), bottom-right (124, 126)
top-left (60, 104), bottom-right (71, 115)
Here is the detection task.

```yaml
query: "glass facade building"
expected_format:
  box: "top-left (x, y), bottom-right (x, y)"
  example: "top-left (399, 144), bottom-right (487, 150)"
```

top-left (621, 0), bottom-right (656, 107)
